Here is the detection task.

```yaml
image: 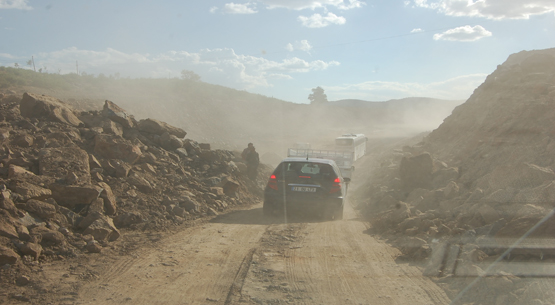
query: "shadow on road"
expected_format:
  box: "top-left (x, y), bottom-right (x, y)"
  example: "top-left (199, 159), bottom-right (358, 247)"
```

top-left (210, 207), bottom-right (333, 225)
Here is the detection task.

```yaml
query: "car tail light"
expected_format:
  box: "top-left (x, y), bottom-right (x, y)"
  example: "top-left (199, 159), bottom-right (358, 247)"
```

top-left (330, 177), bottom-right (341, 193)
top-left (268, 174), bottom-right (278, 190)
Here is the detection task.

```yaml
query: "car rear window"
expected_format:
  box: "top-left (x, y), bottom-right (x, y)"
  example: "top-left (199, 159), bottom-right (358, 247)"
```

top-left (275, 162), bottom-right (335, 178)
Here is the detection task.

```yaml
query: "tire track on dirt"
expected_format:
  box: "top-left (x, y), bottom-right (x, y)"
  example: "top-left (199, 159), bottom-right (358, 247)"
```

top-left (100, 255), bottom-right (148, 281)
top-left (76, 209), bottom-right (270, 305)
top-left (224, 248), bottom-right (256, 304)
top-left (240, 202), bottom-right (451, 305)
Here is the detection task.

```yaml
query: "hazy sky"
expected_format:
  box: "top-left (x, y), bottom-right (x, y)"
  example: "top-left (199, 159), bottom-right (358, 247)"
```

top-left (1, 0), bottom-right (554, 103)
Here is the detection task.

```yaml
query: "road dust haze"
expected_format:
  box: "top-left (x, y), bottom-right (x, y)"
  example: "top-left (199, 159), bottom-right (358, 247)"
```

top-left (4, 47), bottom-right (555, 305)
top-left (26, 78), bottom-right (462, 160)
top-left (0, 68), bottom-right (470, 305)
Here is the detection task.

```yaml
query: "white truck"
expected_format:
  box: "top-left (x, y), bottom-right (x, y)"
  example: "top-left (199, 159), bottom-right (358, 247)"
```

top-left (287, 148), bottom-right (355, 178)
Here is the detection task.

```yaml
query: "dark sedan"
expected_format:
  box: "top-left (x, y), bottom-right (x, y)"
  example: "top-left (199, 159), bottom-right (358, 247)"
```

top-left (263, 157), bottom-right (350, 220)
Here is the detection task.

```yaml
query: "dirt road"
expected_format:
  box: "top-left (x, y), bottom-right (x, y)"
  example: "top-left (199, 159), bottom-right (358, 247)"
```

top-left (69, 200), bottom-right (449, 305)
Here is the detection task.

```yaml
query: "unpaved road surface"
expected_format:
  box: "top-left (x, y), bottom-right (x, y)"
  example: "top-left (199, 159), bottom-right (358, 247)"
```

top-left (71, 201), bottom-right (449, 305)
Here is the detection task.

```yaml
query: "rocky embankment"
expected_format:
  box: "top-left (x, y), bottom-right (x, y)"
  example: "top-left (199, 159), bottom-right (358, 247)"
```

top-left (359, 48), bottom-right (555, 304)
top-left (0, 92), bottom-right (267, 290)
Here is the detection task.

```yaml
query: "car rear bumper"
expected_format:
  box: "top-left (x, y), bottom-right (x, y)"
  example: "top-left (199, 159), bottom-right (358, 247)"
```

top-left (264, 192), bottom-right (343, 214)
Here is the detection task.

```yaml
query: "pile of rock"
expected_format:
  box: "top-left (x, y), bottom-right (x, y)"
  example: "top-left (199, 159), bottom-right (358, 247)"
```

top-left (358, 49), bottom-right (555, 304)
top-left (0, 92), bottom-right (265, 266)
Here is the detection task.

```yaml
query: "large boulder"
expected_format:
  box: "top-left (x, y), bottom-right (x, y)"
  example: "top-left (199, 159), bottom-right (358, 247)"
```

top-left (0, 190), bottom-right (18, 215)
top-left (9, 181), bottom-right (52, 201)
top-left (180, 197), bottom-right (201, 213)
top-left (39, 147), bottom-right (91, 184)
top-left (78, 111), bottom-right (106, 128)
top-left (99, 159), bottom-right (131, 178)
top-left (19, 242), bottom-right (42, 260)
top-left (12, 133), bottom-right (34, 147)
top-left (183, 139), bottom-right (201, 156)
top-left (43, 131), bottom-right (80, 148)
top-left (127, 172), bottom-right (153, 193)
top-left (138, 118), bottom-right (187, 138)
top-left (218, 176), bottom-right (240, 196)
top-left (94, 134), bottom-right (142, 164)
top-left (0, 246), bottom-right (19, 265)
top-left (49, 184), bottom-right (102, 208)
top-left (432, 167), bottom-right (459, 189)
top-left (86, 240), bottom-right (102, 253)
top-left (20, 93), bottom-right (83, 126)
top-left (17, 213), bottom-right (46, 229)
top-left (78, 211), bottom-right (103, 229)
top-left (88, 198), bottom-right (105, 214)
top-left (399, 153), bottom-right (434, 190)
top-left (23, 199), bottom-right (57, 219)
top-left (30, 226), bottom-right (65, 246)
top-left (0, 219), bottom-right (18, 239)
top-left (103, 120), bottom-right (124, 137)
top-left (8, 164), bottom-right (36, 179)
top-left (175, 148), bottom-right (188, 158)
top-left (82, 215), bottom-right (120, 241)
top-left (114, 212), bottom-right (143, 228)
top-left (160, 132), bottom-right (183, 150)
top-left (102, 100), bottom-right (135, 129)
top-left (97, 182), bottom-right (117, 215)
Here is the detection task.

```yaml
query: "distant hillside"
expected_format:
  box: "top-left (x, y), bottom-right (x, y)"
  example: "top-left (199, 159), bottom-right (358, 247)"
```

top-left (329, 99), bottom-right (384, 107)
top-left (331, 97), bottom-right (464, 132)
top-left (331, 97), bottom-right (462, 107)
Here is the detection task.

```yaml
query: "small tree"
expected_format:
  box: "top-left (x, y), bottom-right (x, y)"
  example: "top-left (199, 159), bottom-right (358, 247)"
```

top-left (308, 86), bottom-right (328, 105)
top-left (181, 69), bottom-right (201, 81)
top-left (14, 63), bottom-right (19, 69)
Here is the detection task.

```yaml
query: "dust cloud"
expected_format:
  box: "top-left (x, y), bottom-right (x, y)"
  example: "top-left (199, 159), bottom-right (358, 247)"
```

top-left (28, 78), bottom-right (463, 166)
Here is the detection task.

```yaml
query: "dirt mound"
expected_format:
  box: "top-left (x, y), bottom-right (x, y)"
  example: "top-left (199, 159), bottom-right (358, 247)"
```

top-left (358, 48), bottom-right (555, 304)
top-left (0, 92), bottom-right (269, 298)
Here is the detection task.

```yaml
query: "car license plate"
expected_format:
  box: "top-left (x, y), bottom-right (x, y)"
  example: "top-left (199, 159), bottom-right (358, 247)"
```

top-left (292, 186), bottom-right (316, 192)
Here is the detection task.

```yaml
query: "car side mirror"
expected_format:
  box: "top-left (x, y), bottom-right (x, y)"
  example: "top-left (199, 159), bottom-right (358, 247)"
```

top-left (343, 177), bottom-right (351, 183)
